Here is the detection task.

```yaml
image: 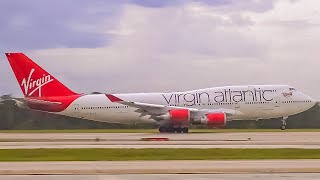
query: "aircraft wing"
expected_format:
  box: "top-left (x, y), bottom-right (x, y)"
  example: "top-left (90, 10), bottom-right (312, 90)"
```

top-left (106, 94), bottom-right (199, 117)
top-left (0, 95), bottom-right (63, 109)
top-left (106, 94), bottom-right (239, 120)
top-left (0, 95), bottom-right (27, 107)
top-left (0, 94), bottom-right (14, 104)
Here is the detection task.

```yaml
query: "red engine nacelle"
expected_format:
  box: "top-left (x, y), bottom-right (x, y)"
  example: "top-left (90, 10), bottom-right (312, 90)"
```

top-left (157, 109), bottom-right (190, 123)
top-left (194, 112), bottom-right (227, 126)
top-left (206, 113), bottom-right (226, 126)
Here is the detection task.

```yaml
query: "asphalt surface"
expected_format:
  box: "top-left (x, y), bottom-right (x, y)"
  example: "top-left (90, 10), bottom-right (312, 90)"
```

top-left (0, 160), bottom-right (320, 174)
top-left (0, 132), bottom-right (319, 149)
top-left (0, 132), bottom-right (320, 175)
top-left (2, 173), bottom-right (320, 180)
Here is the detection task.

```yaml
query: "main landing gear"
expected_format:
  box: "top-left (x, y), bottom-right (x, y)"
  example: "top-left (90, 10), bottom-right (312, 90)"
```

top-left (281, 116), bottom-right (288, 130)
top-left (159, 126), bottom-right (189, 133)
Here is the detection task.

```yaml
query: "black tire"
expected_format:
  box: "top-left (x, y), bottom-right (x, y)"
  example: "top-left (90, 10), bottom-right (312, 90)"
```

top-left (182, 127), bottom-right (189, 133)
top-left (159, 126), bottom-right (167, 133)
top-left (176, 127), bottom-right (182, 133)
top-left (168, 127), bottom-right (175, 133)
top-left (281, 125), bottom-right (286, 130)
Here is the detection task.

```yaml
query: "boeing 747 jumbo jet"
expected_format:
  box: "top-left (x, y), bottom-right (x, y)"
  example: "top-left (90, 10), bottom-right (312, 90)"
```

top-left (5, 53), bottom-right (316, 133)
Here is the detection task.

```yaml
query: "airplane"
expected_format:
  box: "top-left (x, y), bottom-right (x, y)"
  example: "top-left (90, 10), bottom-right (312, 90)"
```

top-left (4, 52), bottom-right (317, 133)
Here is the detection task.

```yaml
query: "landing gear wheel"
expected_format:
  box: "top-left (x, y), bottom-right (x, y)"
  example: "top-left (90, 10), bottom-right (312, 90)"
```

top-left (280, 116), bottom-right (288, 130)
top-left (168, 127), bottom-right (175, 133)
top-left (159, 126), bottom-right (166, 133)
top-left (175, 127), bottom-right (182, 133)
top-left (182, 127), bottom-right (189, 133)
top-left (159, 126), bottom-right (189, 133)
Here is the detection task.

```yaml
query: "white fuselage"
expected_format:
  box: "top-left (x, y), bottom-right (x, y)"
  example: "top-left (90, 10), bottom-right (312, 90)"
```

top-left (59, 85), bottom-right (315, 124)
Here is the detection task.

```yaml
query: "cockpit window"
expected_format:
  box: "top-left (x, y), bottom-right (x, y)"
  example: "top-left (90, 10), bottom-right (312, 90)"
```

top-left (289, 87), bottom-right (296, 91)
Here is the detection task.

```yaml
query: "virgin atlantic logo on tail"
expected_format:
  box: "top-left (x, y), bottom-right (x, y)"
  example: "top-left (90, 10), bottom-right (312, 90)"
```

top-left (21, 68), bottom-right (54, 97)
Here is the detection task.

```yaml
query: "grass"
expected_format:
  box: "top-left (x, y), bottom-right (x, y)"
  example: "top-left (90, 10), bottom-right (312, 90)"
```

top-left (0, 148), bottom-right (320, 161)
top-left (0, 129), bottom-right (157, 133)
top-left (0, 129), bottom-right (320, 133)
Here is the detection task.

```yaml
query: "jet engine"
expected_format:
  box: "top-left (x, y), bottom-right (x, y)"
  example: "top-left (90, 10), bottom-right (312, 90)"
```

top-left (156, 109), bottom-right (190, 123)
top-left (193, 112), bottom-right (226, 126)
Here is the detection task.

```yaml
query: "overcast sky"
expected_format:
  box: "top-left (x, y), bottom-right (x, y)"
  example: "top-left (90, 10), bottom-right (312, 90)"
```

top-left (1, 0), bottom-right (320, 99)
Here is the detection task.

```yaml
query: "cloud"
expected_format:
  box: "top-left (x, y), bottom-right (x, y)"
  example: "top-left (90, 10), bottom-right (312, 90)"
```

top-left (0, 0), bottom-right (275, 52)
top-left (130, 0), bottom-right (183, 8)
top-left (1, 0), bottom-right (320, 100)
top-left (0, 0), bottom-right (125, 51)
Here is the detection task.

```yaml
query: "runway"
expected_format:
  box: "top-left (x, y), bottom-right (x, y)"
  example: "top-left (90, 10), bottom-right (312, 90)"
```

top-left (0, 132), bottom-right (320, 176)
top-left (0, 132), bottom-right (320, 149)
top-left (1, 160), bottom-right (320, 174)
top-left (3, 174), bottom-right (320, 180)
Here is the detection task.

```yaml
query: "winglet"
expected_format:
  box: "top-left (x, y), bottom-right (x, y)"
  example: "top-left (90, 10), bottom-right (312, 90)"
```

top-left (106, 94), bottom-right (123, 102)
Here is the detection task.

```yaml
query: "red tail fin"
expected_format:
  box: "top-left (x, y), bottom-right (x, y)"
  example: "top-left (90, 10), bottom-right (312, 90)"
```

top-left (5, 53), bottom-right (78, 97)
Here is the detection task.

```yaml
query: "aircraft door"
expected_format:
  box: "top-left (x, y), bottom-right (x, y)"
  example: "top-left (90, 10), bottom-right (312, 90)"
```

top-left (234, 102), bottom-right (240, 115)
top-left (72, 104), bottom-right (80, 116)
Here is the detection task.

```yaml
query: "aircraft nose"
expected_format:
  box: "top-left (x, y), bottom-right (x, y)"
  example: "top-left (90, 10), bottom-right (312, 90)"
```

top-left (311, 98), bottom-right (317, 107)
top-left (299, 91), bottom-right (316, 108)
top-left (306, 95), bottom-right (316, 107)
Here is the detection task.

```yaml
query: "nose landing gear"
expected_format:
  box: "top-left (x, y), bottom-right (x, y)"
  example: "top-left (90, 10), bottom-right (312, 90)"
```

top-left (280, 116), bottom-right (288, 130)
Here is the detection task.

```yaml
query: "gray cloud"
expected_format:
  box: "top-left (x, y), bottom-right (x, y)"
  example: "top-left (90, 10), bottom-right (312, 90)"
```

top-left (0, 0), bottom-right (276, 53)
top-left (0, 0), bottom-right (124, 51)
top-left (2, 0), bottom-right (320, 101)
top-left (196, 0), bottom-right (276, 12)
